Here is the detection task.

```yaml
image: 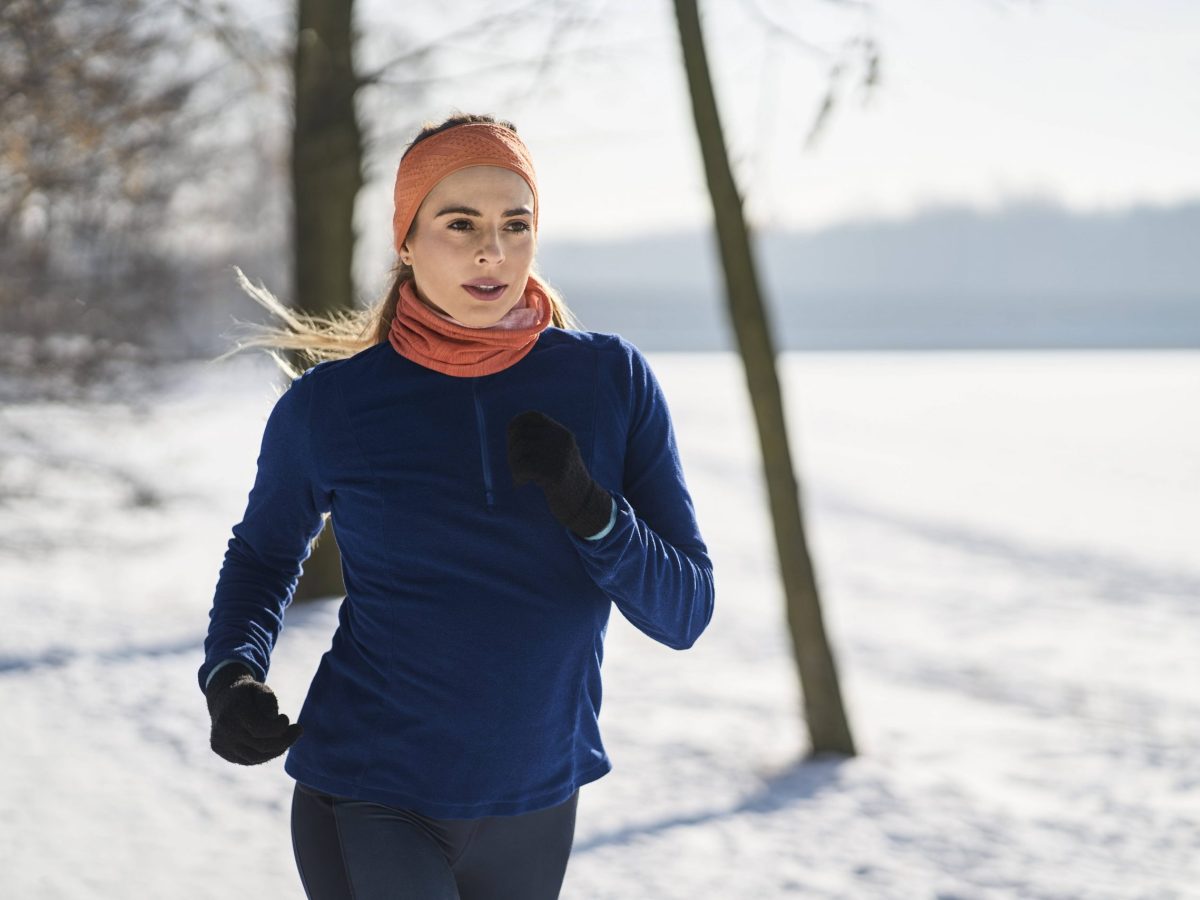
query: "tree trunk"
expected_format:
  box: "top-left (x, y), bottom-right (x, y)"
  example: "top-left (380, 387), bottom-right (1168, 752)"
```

top-left (671, 0), bottom-right (856, 756)
top-left (289, 0), bottom-right (362, 602)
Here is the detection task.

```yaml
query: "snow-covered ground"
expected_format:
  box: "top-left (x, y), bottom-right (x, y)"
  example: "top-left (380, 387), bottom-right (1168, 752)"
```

top-left (1, 348), bottom-right (1197, 899)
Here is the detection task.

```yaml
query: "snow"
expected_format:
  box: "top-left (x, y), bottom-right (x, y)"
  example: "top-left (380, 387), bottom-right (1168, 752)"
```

top-left (1, 348), bottom-right (1197, 899)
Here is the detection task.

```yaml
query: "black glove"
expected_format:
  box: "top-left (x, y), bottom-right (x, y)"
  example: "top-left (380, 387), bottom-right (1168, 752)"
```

top-left (205, 662), bottom-right (304, 766)
top-left (507, 410), bottom-right (613, 539)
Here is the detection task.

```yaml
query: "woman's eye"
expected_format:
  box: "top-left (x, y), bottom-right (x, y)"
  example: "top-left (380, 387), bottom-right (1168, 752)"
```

top-left (447, 219), bottom-right (530, 232)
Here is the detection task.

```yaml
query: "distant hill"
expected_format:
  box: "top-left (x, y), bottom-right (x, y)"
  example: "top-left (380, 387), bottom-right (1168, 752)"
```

top-left (537, 200), bottom-right (1200, 350)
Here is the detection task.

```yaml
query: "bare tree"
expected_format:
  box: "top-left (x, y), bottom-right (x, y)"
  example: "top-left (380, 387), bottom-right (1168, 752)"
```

top-left (292, 0), bottom-right (363, 325)
top-left (286, 0), bottom-right (362, 600)
top-left (0, 0), bottom-right (198, 383)
top-left (672, 0), bottom-right (858, 756)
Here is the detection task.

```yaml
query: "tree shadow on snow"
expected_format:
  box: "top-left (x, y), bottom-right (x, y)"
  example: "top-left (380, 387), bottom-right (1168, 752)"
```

top-left (572, 751), bottom-right (850, 854)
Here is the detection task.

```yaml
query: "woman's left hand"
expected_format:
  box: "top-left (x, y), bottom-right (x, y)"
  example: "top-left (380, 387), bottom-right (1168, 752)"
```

top-left (506, 410), bottom-right (613, 538)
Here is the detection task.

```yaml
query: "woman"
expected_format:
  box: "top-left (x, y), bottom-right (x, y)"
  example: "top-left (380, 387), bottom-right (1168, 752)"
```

top-left (199, 113), bottom-right (715, 900)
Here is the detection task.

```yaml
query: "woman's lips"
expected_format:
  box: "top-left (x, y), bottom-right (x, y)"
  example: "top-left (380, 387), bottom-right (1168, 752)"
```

top-left (462, 284), bottom-right (508, 301)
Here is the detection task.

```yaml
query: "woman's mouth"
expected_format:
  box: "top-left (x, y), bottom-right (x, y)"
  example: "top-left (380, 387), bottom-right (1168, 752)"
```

top-left (462, 283), bottom-right (508, 302)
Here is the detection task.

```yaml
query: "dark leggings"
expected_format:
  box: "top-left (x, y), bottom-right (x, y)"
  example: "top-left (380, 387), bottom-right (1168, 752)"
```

top-left (290, 781), bottom-right (579, 900)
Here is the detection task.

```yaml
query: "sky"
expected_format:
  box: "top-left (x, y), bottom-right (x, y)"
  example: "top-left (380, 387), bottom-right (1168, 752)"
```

top-left (343, 0), bottom-right (1200, 262)
top-left (209, 0), bottom-right (1200, 297)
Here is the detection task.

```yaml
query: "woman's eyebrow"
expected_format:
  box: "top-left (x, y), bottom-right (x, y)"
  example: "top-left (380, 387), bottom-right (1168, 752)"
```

top-left (434, 204), bottom-right (532, 218)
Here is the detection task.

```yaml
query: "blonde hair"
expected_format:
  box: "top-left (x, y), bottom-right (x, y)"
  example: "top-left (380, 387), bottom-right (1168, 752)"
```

top-left (215, 114), bottom-right (582, 379)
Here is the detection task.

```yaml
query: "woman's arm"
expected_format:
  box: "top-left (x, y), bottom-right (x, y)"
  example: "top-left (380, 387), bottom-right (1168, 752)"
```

top-left (569, 343), bottom-right (713, 650)
top-left (197, 371), bottom-right (331, 693)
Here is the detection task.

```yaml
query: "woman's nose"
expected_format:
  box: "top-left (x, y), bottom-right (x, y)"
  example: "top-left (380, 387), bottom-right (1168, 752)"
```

top-left (476, 229), bottom-right (504, 264)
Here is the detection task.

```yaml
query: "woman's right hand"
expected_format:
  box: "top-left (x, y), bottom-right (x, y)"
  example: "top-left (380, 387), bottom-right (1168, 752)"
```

top-left (205, 663), bottom-right (304, 765)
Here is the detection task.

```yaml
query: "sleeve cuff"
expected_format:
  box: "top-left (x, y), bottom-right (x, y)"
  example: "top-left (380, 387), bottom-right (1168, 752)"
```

top-left (583, 495), bottom-right (619, 540)
top-left (204, 658), bottom-right (250, 692)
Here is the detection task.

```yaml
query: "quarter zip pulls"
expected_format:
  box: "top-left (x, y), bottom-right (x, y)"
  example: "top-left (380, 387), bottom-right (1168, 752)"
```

top-left (472, 378), bottom-right (495, 509)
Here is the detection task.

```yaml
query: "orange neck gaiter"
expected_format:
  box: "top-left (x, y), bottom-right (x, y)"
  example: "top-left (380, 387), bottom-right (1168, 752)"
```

top-left (389, 275), bottom-right (553, 377)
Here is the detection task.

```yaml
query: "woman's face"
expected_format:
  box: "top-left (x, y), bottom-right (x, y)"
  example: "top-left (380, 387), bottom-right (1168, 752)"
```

top-left (398, 165), bottom-right (536, 327)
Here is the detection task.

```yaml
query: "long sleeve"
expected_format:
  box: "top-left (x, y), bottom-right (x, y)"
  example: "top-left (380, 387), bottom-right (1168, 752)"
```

top-left (197, 372), bottom-right (331, 693)
top-left (568, 344), bottom-right (715, 650)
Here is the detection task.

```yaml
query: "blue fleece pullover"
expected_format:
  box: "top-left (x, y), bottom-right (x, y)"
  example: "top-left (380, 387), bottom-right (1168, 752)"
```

top-left (198, 328), bottom-right (715, 818)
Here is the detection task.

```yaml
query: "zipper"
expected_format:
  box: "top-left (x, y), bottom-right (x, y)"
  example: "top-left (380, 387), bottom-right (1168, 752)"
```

top-left (471, 378), bottom-right (495, 509)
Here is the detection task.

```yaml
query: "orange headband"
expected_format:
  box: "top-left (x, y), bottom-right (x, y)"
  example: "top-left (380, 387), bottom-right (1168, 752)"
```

top-left (391, 122), bottom-right (539, 256)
